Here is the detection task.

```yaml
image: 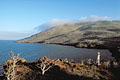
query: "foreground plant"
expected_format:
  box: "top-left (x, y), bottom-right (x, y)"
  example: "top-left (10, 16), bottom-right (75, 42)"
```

top-left (4, 51), bottom-right (20, 80)
top-left (36, 58), bottom-right (54, 75)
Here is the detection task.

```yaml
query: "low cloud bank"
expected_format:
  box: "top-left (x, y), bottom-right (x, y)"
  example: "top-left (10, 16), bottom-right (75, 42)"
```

top-left (36, 15), bottom-right (111, 31)
top-left (79, 15), bottom-right (111, 22)
top-left (0, 15), bottom-right (111, 40)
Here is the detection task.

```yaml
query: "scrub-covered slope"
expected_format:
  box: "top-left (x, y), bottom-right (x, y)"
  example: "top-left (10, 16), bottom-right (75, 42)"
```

top-left (16, 21), bottom-right (120, 48)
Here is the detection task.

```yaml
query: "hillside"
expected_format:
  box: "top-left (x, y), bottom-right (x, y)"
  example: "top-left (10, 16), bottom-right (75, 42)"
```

top-left (16, 21), bottom-right (120, 49)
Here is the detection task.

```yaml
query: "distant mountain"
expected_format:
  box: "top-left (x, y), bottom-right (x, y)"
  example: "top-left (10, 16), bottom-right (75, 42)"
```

top-left (16, 21), bottom-right (120, 49)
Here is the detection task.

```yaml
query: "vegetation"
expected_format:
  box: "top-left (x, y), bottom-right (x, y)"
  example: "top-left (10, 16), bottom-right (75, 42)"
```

top-left (2, 21), bottom-right (120, 79)
top-left (16, 21), bottom-right (120, 49)
top-left (0, 55), bottom-right (119, 80)
top-left (36, 57), bottom-right (54, 75)
top-left (4, 51), bottom-right (20, 80)
top-left (16, 21), bottom-right (120, 61)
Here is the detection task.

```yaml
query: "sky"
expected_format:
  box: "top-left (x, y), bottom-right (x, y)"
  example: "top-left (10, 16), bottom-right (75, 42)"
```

top-left (0, 0), bottom-right (120, 40)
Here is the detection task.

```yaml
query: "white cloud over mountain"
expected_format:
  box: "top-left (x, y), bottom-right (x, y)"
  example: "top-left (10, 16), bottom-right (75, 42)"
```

top-left (37, 15), bottom-right (111, 31)
top-left (0, 15), bottom-right (112, 40)
top-left (80, 15), bottom-right (111, 22)
top-left (36, 19), bottom-right (78, 31)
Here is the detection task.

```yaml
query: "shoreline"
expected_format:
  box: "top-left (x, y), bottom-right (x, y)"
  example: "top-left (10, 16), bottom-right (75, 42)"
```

top-left (1, 56), bottom-right (120, 80)
top-left (16, 41), bottom-right (120, 61)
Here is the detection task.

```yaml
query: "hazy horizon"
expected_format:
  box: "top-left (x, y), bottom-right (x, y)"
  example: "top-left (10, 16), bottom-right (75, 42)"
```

top-left (0, 0), bottom-right (119, 40)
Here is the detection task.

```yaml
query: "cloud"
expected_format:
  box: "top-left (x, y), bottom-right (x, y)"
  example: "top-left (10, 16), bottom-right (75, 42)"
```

top-left (36, 15), bottom-right (111, 31)
top-left (79, 15), bottom-right (111, 22)
top-left (36, 19), bottom-right (79, 31)
top-left (0, 15), bottom-right (111, 40)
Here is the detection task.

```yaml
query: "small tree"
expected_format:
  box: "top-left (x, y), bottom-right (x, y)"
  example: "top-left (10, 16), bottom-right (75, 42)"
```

top-left (81, 60), bottom-right (84, 65)
top-left (87, 59), bottom-right (92, 66)
top-left (62, 58), bottom-right (69, 63)
top-left (112, 61), bottom-right (119, 68)
top-left (37, 59), bottom-right (53, 75)
top-left (5, 51), bottom-right (20, 80)
top-left (102, 60), bottom-right (111, 69)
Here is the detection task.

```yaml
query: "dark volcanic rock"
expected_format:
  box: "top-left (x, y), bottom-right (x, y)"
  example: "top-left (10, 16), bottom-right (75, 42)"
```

top-left (2, 57), bottom-right (115, 80)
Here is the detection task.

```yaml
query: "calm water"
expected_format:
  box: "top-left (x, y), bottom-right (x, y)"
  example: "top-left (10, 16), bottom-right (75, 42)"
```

top-left (0, 40), bottom-right (113, 64)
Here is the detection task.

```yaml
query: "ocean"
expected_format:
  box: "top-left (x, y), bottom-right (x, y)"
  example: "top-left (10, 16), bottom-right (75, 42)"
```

top-left (0, 40), bottom-right (113, 64)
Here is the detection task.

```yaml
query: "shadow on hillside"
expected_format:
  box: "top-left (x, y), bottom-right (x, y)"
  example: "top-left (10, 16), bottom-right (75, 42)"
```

top-left (45, 66), bottom-right (93, 80)
top-left (23, 63), bottom-right (93, 80)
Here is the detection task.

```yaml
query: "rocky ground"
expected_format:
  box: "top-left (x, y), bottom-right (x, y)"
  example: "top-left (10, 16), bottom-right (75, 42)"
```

top-left (0, 56), bottom-right (120, 80)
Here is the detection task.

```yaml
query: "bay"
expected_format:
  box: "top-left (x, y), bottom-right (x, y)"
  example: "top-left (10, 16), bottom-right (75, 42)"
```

top-left (0, 40), bottom-right (113, 64)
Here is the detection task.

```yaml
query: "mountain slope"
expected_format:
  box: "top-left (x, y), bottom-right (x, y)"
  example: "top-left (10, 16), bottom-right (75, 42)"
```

top-left (16, 21), bottom-right (120, 48)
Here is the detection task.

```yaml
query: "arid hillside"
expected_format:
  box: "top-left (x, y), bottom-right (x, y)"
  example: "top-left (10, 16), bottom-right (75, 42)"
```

top-left (16, 21), bottom-right (120, 61)
top-left (16, 21), bottom-right (120, 49)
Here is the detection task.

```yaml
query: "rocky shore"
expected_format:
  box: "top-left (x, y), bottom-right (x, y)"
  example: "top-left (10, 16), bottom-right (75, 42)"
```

top-left (0, 56), bottom-right (120, 80)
